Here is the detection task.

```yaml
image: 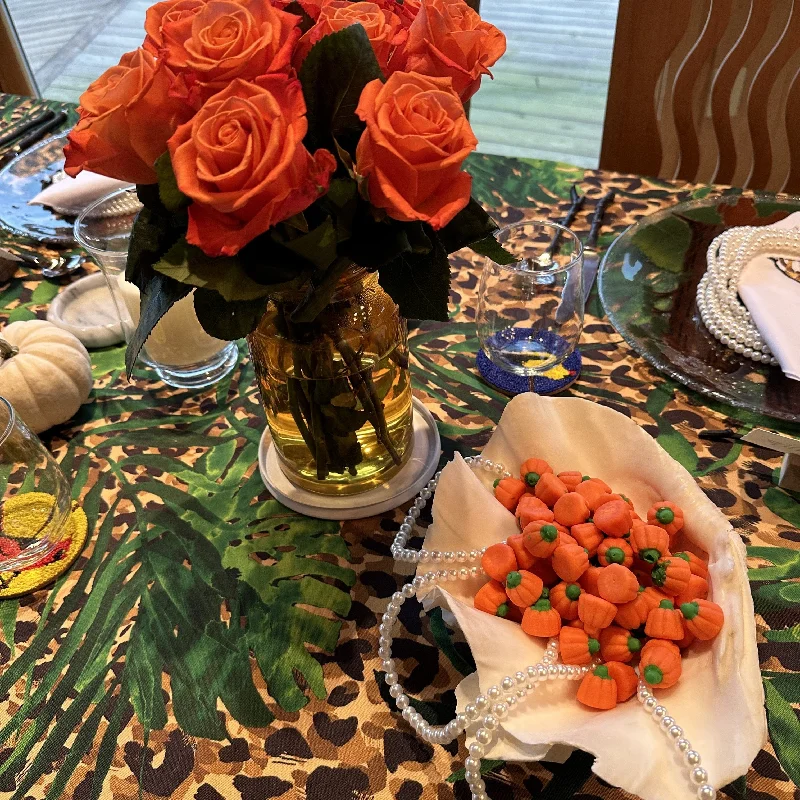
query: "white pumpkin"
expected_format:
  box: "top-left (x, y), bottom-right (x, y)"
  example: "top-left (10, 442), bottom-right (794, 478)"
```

top-left (0, 320), bottom-right (93, 433)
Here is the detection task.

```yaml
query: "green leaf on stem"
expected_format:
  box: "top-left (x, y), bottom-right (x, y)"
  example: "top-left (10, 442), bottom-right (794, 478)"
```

top-left (125, 272), bottom-right (191, 376)
top-left (378, 232), bottom-right (450, 321)
top-left (437, 197), bottom-right (516, 264)
top-left (290, 256), bottom-right (354, 323)
top-left (193, 289), bottom-right (266, 340)
top-left (280, 217), bottom-right (338, 270)
top-left (299, 24), bottom-right (384, 153)
top-left (126, 207), bottom-right (172, 289)
top-left (282, 0), bottom-right (315, 31)
top-left (340, 207), bottom-right (412, 268)
top-left (154, 152), bottom-right (190, 212)
top-left (153, 238), bottom-right (272, 301)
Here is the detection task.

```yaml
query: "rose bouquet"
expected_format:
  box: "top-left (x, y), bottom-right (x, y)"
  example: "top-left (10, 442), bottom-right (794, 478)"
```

top-left (65, 0), bottom-right (512, 488)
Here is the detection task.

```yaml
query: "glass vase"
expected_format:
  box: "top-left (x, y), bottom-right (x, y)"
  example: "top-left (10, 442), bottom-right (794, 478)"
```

top-left (247, 268), bottom-right (414, 495)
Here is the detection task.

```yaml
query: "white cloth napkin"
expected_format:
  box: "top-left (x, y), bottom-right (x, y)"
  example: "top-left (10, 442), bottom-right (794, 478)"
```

top-left (419, 393), bottom-right (765, 800)
top-left (29, 171), bottom-right (129, 215)
top-left (738, 211), bottom-right (800, 381)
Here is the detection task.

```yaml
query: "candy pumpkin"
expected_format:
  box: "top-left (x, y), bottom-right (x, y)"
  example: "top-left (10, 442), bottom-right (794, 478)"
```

top-left (613, 586), bottom-right (666, 629)
top-left (640, 639), bottom-right (682, 689)
top-left (650, 556), bottom-right (692, 596)
top-left (680, 599), bottom-right (724, 640)
top-left (597, 563), bottom-right (639, 604)
top-left (644, 599), bottom-right (685, 640)
top-left (570, 521), bottom-right (603, 557)
top-left (599, 625), bottom-right (642, 663)
top-left (506, 533), bottom-right (536, 570)
top-left (630, 524), bottom-right (671, 565)
top-left (575, 478), bottom-right (611, 511)
top-left (674, 550), bottom-right (709, 579)
top-left (594, 500), bottom-right (632, 537)
top-left (579, 565), bottom-right (604, 597)
top-left (505, 570), bottom-right (544, 608)
top-left (534, 472), bottom-right (568, 507)
top-left (520, 457), bottom-right (553, 488)
top-left (550, 581), bottom-right (582, 620)
top-left (605, 661), bottom-right (638, 702)
top-left (481, 542), bottom-right (518, 582)
top-left (674, 573), bottom-right (709, 606)
top-left (474, 580), bottom-right (508, 615)
top-left (494, 477), bottom-right (526, 511)
top-left (529, 557), bottom-right (560, 586)
top-left (597, 538), bottom-right (634, 568)
top-left (522, 521), bottom-right (561, 558)
top-left (578, 592), bottom-right (617, 631)
top-left (521, 598), bottom-right (562, 637)
top-left (516, 494), bottom-right (554, 528)
top-left (646, 501), bottom-right (684, 538)
top-left (576, 664), bottom-right (617, 709)
top-left (557, 470), bottom-right (583, 491)
top-left (552, 543), bottom-right (590, 582)
top-left (553, 492), bottom-right (591, 527)
top-left (559, 625), bottom-right (599, 665)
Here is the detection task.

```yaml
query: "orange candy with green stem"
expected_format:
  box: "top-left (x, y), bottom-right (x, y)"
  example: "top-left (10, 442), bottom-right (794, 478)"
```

top-left (614, 585), bottom-right (667, 629)
top-left (674, 573), bottom-right (709, 606)
top-left (516, 494), bottom-right (554, 528)
top-left (594, 499), bottom-right (632, 537)
top-left (520, 457), bottom-right (553, 486)
top-left (481, 542), bottom-right (518, 582)
top-left (553, 492), bottom-right (591, 527)
top-left (674, 550), bottom-right (709, 579)
top-left (506, 533), bottom-right (536, 570)
top-left (650, 555), bottom-right (692, 596)
top-left (647, 501), bottom-right (684, 538)
top-left (522, 521), bottom-right (561, 558)
top-left (597, 538), bottom-right (634, 567)
top-left (630, 524), bottom-right (671, 565)
top-left (474, 580), bottom-right (508, 615)
top-left (521, 597), bottom-right (562, 637)
top-left (640, 639), bottom-right (682, 689)
top-left (534, 472), bottom-right (568, 506)
top-left (550, 581), bottom-right (582, 620)
top-left (552, 543), bottom-right (590, 582)
top-left (559, 625), bottom-right (599, 664)
top-left (505, 570), bottom-right (544, 608)
top-left (680, 599), bottom-right (724, 640)
top-left (597, 563), bottom-right (640, 604)
top-left (575, 479), bottom-right (611, 511)
top-left (645, 599), bottom-right (685, 640)
top-left (605, 661), bottom-right (638, 702)
top-left (578, 592), bottom-right (617, 631)
top-left (558, 471), bottom-right (583, 491)
top-left (494, 477), bottom-right (527, 511)
top-left (576, 664), bottom-right (618, 709)
top-left (570, 522), bottom-right (603, 557)
top-left (599, 625), bottom-right (642, 663)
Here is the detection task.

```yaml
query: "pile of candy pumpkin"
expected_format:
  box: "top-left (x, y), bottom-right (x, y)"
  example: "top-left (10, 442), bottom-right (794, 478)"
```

top-left (474, 458), bottom-right (724, 710)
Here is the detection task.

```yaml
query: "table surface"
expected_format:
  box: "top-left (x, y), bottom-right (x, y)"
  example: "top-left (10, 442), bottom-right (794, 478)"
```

top-left (0, 94), bottom-right (798, 800)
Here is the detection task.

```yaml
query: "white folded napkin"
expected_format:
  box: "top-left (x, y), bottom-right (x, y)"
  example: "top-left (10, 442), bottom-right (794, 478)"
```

top-left (419, 393), bottom-right (765, 800)
top-left (738, 211), bottom-right (800, 381)
top-left (29, 171), bottom-right (130, 216)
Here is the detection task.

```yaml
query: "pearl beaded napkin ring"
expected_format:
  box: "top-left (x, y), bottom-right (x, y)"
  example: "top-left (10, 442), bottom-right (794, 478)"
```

top-left (697, 225), bottom-right (800, 365)
top-left (379, 455), bottom-right (718, 800)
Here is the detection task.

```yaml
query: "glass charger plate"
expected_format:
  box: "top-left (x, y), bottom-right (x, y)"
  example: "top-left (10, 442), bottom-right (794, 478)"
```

top-left (599, 190), bottom-right (800, 422)
top-left (0, 132), bottom-right (74, 244)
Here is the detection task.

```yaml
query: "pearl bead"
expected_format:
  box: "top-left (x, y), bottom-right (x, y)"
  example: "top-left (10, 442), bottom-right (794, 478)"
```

top-left (697, 785), bottom-right (716, 800)
top-left (492, 702), bottom-right (509, 719)
top-left (643, 697), bottom-right (657, 712)
top-left (465, 703), bottom-right (480, 721)
top-left (536, 665), bottom-right (549, 680)
top-left (475, 695), bottom-right (489, 711)
top-left (691, 767), bottom-right (709, 785)
top-left (455, 713), bottom-right (467, 730)
top-left (487, 686), bottom-right (501, 701)
top-left (468, 742), bottom-right (484, 758)
top-left (396, 695), bottom-right (409, 710)
top-left (557, 665), bottom-right (569, 679)
top-left (402, 584), bottom-right (415, 598)
top-left (652, 705), bottom-right (667, 721)
top-left (660, 716), bottom-right (674, 731)
top-left (501, 676), bottom-right (515, 692)
top-left (385, 671), bottom-right (398, 685)
top-left (482, 714), bottom-right (499, 730)
top-left (475, 727), bottom-right (492, 745)
top-left (668, 726), bottom-right (683, 740)
top-left (676, 738), bottom-right (691, 753)
top-left (685, 750), bottom-right (702, 767)
top-left (506, 694), bottom-right (518, 705)
top-left (389, 684), bottom-right (403, 698)
top-left (465, 757), bottom-right (480, 771)
top-left (469, 550), bottom-right (481, 561)
top-left (401, 705), bottom-right (413, 720)
top-left (464, 770), bottom-right (480, 783)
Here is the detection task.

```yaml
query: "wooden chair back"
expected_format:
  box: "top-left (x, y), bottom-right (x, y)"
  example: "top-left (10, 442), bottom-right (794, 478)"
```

top-left (600, 0), bottom-right (800, 194)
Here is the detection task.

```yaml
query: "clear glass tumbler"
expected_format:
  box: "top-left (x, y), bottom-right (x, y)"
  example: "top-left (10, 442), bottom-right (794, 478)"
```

top-left (476, 220), bottom-right (584, 376)
top-left (0, 396), bottom-right (72, 571)
top-left (75, 188), bottom-right (238, 388)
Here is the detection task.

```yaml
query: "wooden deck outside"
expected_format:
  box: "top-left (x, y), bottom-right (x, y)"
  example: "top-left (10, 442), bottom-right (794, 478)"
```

top-left (7, 0), bottom-right (618, 169)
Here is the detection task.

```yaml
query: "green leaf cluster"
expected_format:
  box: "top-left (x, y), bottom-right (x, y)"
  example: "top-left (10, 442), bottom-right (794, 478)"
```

top-left (124, 24), bottom-right (514, 371)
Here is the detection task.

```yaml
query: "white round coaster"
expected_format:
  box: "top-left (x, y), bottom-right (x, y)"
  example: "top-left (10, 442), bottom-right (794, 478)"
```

top-left (258, 397), bottom-right (441, 520)
top-left (46, 271), bottom-right (124, 348)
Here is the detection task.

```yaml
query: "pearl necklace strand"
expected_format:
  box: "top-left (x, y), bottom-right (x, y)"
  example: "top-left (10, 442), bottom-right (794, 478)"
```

top-left (697, 225), bottom-right (800, 366)
top-left (382, 455), bottom-right (717, 800)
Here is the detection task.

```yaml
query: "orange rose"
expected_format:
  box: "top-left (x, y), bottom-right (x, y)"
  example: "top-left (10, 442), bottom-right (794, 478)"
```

top-left (161, 0), bottom-right (300, 108)
top-left (144, 0), bottom-right (217, 54)
top-left (404, 0), bottom-right (505, 100)
top-left (273, 0), bottom-right (323, 19)
top-left (64, 48), bottom-right (192, 184)
top-left (355, 71), bottom-right (477, 229)
top-left (168, 76), bottom-right (336, 257)
top-left (294, 1), bottom-right (407, 73)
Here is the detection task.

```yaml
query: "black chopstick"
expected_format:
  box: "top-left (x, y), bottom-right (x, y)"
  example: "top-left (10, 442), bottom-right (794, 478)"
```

top-left (545, 184), bottom-right (585, 257)
top-left (0, 108), bottom-right (55, 148)
top-left (0, 111), bottom-right (69, 169)
top-left (586, 190), bottom-right (616, 248)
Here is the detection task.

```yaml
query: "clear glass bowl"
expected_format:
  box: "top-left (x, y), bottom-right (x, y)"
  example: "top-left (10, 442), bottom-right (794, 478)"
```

top-left (0, 396), bottom-right (72, 571)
